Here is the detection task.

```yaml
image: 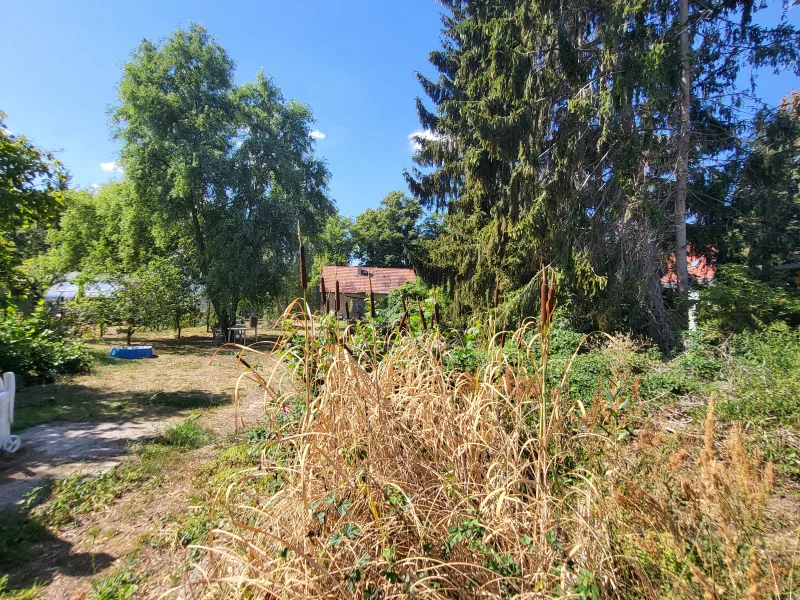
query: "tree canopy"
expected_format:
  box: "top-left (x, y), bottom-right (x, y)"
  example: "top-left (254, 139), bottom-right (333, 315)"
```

top-left (111, 24), bottom-right (333, 330)
top-left (723, 93), bottom-right (800, 276)
top-left (352, 191), bottom-right (422, 267)
top-left (406, 0), bottom-right (800, 344)
top-left (0, 111), bottom-right (68, 301)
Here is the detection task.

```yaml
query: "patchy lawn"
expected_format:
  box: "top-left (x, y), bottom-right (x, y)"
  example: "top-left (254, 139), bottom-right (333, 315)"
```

top-left (0, 326), bottom-right (285, 599)
top-left (12, 328), bottom-right (236, 431)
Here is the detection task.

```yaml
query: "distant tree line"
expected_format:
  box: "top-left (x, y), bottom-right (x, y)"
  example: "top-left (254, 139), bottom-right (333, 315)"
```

top-left (309, 190), bottom-right (443, 283)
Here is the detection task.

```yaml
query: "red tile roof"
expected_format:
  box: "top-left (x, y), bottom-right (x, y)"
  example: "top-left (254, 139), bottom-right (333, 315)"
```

top-left (320, 266), bottom-right (416, 295)
top-left (661, 252), bottom-right (716, 285)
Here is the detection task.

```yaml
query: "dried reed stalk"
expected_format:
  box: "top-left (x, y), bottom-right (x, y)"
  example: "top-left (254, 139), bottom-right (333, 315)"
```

top-left (297, 222), bottom-right (307, 291)
top-left (183, 296), bottom-right (787, 600)
top-left (368, 273), bottom-right (376, 319)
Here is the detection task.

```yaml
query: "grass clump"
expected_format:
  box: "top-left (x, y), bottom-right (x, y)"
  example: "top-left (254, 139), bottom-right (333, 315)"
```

top-left (86, 563), bottom-right (141, 600)
top-left (0, 576), bottom-right (44, 600)
top-left (160, 418), bottom-right (212, 449)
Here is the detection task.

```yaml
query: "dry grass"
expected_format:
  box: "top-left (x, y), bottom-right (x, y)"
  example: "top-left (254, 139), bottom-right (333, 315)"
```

top-left (12, 327), bottom-right (281, 431)
top-left (168, 302), bottom-right (797, 599)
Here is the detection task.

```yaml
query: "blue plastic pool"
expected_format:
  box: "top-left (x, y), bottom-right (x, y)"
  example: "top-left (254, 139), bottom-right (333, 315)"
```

top-left (110, 346), bottom-right (153, 359)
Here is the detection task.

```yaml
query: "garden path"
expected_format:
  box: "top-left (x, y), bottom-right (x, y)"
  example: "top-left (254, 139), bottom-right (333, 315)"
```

top-left (0, 420), bottom-right (170, 509)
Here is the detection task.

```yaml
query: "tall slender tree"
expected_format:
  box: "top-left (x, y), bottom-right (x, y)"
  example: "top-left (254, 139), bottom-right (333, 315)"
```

top-left (674, 0), bottom-right (692, 304)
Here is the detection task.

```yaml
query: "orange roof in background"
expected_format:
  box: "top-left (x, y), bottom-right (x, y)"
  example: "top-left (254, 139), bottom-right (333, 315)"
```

top-left (661, 252), bottom-right (716, 285)
top-left (320, 266), bottom-right (416, 295)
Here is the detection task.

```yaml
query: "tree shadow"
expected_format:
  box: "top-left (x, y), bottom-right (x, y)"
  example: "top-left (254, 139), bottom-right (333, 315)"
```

top-left (0, 501), bottom-right (115, 592)
top-left (91, 331), bottom-right (220, 357)
top-left (96, 329), bottom-right (287, 355)
top-left (13, 386), bottom-right (230, 432)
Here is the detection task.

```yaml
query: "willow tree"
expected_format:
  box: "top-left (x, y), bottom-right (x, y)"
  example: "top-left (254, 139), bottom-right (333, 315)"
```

top-left (112, 24), bottom-right (333, 332)
top-left (407, 0), bottom-right (799, 344)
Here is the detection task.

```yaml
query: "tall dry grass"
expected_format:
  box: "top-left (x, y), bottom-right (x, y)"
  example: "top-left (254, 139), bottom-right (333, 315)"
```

top-left (174, 297), bottom-right (793, 599)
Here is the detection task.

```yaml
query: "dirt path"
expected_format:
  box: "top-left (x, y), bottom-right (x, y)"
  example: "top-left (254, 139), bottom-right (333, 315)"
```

top-left (0, 420), bottom-right (172, 509)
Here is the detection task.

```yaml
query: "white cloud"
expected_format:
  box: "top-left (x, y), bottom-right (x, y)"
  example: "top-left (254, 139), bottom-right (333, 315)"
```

top-left (100, 161), bottom-right (123, 172)
top-left (91, 184), bottom-right (100, 193)
top-left (310, 129), bottom-right (326, 140)
top-left (408, 129), bottom-right (444, 152)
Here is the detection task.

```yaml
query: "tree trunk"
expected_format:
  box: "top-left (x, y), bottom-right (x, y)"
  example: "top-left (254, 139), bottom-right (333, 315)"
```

top-left (645, 237), bottom-right (672, 351)
top-left (126, 329), bottom-right (133, 345)
top-left (675, 0), bottom-right (691, 312)
top-left (209, 295), bottom-right (236, 342)
top-left (176, 313), bottom-right (182, 339)
top-left (190, 205), bottom-right (205, 256)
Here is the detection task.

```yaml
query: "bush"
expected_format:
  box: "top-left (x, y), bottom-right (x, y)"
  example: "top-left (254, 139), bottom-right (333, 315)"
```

top-left (698, 264), bottom-right (800, 332)
top-left (719, 322), bottom-right (800, 425)
top-left (161, 418), bottom-right (212, 449)
top-left (374, 281), bottom-right (441, 330)
top-left (0, 302), bottom-right (91, 383)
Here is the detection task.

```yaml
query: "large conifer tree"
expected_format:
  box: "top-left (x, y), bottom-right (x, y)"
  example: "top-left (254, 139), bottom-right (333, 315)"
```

top-left (407, 0), bottom-right (799, 343)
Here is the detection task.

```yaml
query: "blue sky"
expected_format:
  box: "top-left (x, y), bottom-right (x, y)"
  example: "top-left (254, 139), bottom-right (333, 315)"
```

top-left (1, 0), bottom-right (443, 217)
top-left (1, 1), bottom-right (798, 218)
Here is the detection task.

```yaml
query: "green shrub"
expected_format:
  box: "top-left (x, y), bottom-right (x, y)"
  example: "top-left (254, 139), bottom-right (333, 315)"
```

top-left (161, 418), bottom-right (212, 449)
top-left (719, 323), bottom-right (800, 425)
top-left (698, 264), bottom-right (800, 332)
top-left (0, 302), bottom-right (91, 383)
top-left (444, 320), bottom-right (484, 373)
top-left (375, 281), bottom-right (439, 329)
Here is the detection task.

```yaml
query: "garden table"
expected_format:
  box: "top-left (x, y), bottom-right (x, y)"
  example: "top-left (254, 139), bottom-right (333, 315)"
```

top-left (227, 326), bottom-right (257, 345)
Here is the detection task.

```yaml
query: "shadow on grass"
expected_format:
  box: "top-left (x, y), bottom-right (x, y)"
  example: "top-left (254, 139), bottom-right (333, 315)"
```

top-left (12, 387), bottom-right (229, 432)
top-left (93, 330), bottom-right (285, 356)
top-left (0, 500), bottom-right (115, 592)
top-left (89, 331), bottom-right (219, 357)
top-left (88, 348), bottom-right (127, 366)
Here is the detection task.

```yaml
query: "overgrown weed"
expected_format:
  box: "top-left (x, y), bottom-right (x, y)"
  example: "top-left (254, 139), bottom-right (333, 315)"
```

top-left (36, 443), bottom-right (172, 527)
top-left (160, 418), bottom-right (212, 449)
top-left (174, 286), bottom-right (795, 598)
top-left (86, 562), bottom-right (141, 600)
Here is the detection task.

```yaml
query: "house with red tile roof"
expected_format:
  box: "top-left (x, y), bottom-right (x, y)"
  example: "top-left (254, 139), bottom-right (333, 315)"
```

top-left (660, 252), bottom-right (716, 289)
top-left (320, 265), bottom-right (417, 318)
